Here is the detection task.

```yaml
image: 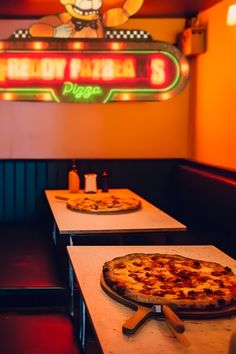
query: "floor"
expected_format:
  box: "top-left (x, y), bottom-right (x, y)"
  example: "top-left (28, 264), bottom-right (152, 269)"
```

top-left (82, 313), bottom-right (102, 354)
top-left (85, 338), bottom-right (102, 354)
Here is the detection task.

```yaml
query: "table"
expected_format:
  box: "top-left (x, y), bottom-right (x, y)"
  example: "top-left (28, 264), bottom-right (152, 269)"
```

top-left (45, 189), bottom-right (186, 242)
top-left (67, 245), bottom-right (236, 354)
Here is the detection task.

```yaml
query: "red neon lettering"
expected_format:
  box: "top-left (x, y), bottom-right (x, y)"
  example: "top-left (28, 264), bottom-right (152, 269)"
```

top-left (69, 58), bottom-right (135, 80)
top-left (150, 58), bottom-right (166, 85)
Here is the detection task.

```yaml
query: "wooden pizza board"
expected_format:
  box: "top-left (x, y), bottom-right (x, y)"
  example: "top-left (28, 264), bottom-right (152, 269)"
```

top-left (100, 274), bottom-right (236, 335)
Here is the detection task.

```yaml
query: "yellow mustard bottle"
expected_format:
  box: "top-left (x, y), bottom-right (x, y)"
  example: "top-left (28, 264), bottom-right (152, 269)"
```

top-left (68, 160), bottom-right (80, 193)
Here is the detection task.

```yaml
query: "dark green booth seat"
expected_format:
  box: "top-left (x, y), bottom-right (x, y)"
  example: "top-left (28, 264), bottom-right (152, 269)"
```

top-left (0, 224), bottom-right (68, 308)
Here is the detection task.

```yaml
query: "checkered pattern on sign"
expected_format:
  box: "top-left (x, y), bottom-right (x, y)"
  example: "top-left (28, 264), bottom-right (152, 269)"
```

top-left (10, 28), bottom-right (152, 41)
top-left (105, 29), bottom-right (152, 41)
top-left (11, 29), bottom-right (31, 39)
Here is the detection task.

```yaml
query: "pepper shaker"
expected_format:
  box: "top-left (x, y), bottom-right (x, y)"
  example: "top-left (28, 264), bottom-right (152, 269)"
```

top-left (101, 171), bottom-right (109, 192)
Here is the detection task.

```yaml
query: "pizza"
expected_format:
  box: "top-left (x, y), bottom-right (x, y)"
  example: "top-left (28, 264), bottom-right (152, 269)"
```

top-left (67, 195), bottom-right (141, 213)
top-left (102, 253), bottom-right (236, 310)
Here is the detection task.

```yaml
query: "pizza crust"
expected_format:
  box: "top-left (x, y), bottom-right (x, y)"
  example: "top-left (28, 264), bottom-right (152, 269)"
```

top-left (103, 253), bottom-right (236, 310)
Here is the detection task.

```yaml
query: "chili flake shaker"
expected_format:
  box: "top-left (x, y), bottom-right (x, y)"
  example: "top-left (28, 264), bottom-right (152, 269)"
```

top-left (101, 171), bottom-right (109, 192)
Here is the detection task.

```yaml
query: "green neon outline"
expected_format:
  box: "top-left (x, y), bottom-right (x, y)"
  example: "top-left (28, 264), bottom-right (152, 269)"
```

top-left (71, 50), bottom-right (178, 55)
top-left (103, 89), bottom-right (154, 103)
top-left (0, 88), bottom-right (60, 102)
top-left (102, 51), bottom-right (180, 103)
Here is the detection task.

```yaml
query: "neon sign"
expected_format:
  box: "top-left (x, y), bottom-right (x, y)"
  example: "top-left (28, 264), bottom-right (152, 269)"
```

top-left (0, 40), bottom-right (189, 103)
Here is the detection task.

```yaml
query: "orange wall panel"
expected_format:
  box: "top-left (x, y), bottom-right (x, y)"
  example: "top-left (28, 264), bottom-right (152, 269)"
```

top-left (189, 0), bottom-right (236, 170)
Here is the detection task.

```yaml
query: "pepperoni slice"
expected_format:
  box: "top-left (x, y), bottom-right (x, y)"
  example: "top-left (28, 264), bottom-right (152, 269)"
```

top-left (115, 262), bottom-right (126, 269)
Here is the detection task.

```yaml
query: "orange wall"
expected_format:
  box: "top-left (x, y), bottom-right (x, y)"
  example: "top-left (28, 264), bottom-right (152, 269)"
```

top-left (0, 19), bottom-right (189, 159)
top-left (189, 0), bottom-right (236, 171)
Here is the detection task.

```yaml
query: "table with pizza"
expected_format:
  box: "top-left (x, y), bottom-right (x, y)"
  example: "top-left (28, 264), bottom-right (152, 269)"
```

top-left (67, 245), bottom-right (236, 354)
top-left (45, 188), bottom-right (186, 243)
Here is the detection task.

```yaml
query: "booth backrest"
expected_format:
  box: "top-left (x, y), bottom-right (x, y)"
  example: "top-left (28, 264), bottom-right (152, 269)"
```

top-left (174, 165), bottom-right (236, 228)
top-left (0, 158), bottom-right (179, 224)
top-left (0, 160), bottom-right (70, 223)
top-left (171, 164), bottom-right (236, 256)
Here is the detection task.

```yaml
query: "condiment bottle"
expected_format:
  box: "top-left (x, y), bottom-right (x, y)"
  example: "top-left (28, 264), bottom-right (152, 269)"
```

top-left (68, 160), bottom-right (80, 193)
top-left (101, 171), bottom-right (109, 192)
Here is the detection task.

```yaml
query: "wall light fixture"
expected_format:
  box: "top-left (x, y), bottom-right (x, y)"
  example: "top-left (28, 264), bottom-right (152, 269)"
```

top-left (227, 4), bottom-right (236, 26)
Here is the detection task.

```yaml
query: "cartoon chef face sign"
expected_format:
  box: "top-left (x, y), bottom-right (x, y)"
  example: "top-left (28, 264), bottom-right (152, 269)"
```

top-left (29, 0), bottom-right (144, 39)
